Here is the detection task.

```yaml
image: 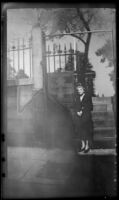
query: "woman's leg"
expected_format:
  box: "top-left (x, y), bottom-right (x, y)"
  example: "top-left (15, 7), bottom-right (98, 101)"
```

top-left (83, 140), bottom-right (90, 153)
top-left (85, 140), bottom-right (89, 149)
top-left (81, 140), bottom-right (85, 149)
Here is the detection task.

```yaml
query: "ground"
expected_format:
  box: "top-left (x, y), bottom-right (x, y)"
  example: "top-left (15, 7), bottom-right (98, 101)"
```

top-left (3, 147), bottom-right (116, 198)
top-left (3, 95), bottom-right (117, 198)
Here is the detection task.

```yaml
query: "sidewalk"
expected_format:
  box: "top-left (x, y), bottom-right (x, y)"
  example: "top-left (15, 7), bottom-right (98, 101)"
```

top-left (3, 147), bottom-right (116, 198)
top-left (3, 147), bottom-right (75, 198)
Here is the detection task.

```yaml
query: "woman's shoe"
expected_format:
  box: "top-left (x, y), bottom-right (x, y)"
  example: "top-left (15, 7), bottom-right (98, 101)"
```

top-left (83, 147), bottom-right (90, 153)
top-left (78, 146), bottom-right (85, 153)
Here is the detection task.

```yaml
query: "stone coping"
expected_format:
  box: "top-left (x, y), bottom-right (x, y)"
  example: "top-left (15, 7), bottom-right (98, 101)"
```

top-left (7, 78), bottom-right (33, 86)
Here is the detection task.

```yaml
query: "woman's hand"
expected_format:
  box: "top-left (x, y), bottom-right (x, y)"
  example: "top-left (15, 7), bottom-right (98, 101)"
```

top-left (77, 111), bottom-right (83, 117)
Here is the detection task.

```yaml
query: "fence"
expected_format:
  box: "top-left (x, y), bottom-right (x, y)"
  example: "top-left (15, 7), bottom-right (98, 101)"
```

top-left (45, 39), bottom-right (96, 98)
top-left (45, 42), bottom-right (84, 73)
top-left (7, 37), bottom-right (32, 80)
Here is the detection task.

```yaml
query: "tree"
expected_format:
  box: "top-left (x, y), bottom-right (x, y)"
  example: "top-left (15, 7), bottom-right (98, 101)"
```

top-left (96, 9), bottom-right (115, 91)
top-left (65, 49), bottom-right (95, 95)
top-left (7, 58), bottom-right (29, 79)
top-left (96, 39), bottom-right (113, 67)
top-left (95, 39), bottom-right (115, 90)
top-left (15, 69), bottom-right (29, 79)
top-left (37, 7), bottom-right (114, 96)
top-left (7, 58), bottom-right (16, 79)
top-left (39, 8), bottom-right (114, 68)
top-left (38, 7), bottom-right (114, 90)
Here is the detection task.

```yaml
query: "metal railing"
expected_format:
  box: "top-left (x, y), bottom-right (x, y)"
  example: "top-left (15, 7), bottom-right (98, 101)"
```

top-left (7, 37), bottom-right (32, 80)
top-left (45, 29), bottom-right (113, 74)
top-left (45, 42), bottom-right (84, 73)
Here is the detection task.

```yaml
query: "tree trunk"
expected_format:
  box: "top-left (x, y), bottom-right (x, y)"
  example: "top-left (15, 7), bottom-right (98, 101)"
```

top-left (79, 32), bottom-right (92, 87)
top-left (84, 32), bottom-right (92, 68)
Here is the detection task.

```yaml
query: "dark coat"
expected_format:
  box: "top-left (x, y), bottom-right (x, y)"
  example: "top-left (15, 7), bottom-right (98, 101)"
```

top-left (73, 93), bottom-right (93, 141)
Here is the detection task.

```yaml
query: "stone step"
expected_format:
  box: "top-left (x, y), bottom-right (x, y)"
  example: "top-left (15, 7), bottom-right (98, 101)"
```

top-left (93, 119), bottom-right (115, 128)
top-left (94, 127), bottom-right (115, 137)
top-left (93, 136), bottom-right (116, 149)
top-left (92, 141), bottom-right (116, 149)
top-left (93, 104), bottom-right (107, 112)
top-left (73, 136), bottom-right (116, 149)
top-left (92, 111), bottom-right (114, 120)
top-left (92, 97), bottom-right (112, 104)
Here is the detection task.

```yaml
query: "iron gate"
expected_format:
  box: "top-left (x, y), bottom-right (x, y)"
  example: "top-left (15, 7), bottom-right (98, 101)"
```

top-left (7, 37), bottom-right (32, 80)
top-left (44, 34), bottom-right (96, 108)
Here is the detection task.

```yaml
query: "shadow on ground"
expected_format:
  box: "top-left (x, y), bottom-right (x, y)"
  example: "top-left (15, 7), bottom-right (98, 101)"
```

top-left (7, 93), bottom-right (75, 150)
top-left (5, 93), bottom-right (116, 197)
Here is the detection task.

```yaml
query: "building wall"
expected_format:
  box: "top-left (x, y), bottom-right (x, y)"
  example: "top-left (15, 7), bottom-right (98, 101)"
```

top-left (7, 82), bottom-right (34, 141)
top-left (17, 84), bottom-right (33, 111)
top-left (7, 79), bottom-right (33, 115)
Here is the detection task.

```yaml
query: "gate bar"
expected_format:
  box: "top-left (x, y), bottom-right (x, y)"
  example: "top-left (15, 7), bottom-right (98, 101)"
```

top-left (46, 30), bottom-right (112, 38)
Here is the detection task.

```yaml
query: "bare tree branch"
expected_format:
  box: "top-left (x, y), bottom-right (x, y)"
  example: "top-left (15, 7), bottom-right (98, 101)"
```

top-left (76, 8), bottom-right (90, 31)
top-left (65, 23), bottom-right (86, 45)
top-left (71, 34), bottom-right (86, 45)
top-left (87, 13), bottom-right (94, 24)
top-left (65, 23), bottom-right (70, 33)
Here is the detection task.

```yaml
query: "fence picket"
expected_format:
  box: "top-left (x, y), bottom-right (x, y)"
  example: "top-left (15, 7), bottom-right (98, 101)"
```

top-left (46, 42), bottom-right (80, 73)
top-left (12, 42), bottom-right (15, 73)
top-left (53, 44), bottom-right (56, 72)
top-left (29, 39), bottom-right (32, 77)
top-left (59, 44), bottom-right (61, 70)
top-left (48, 45), bottom-right (50, 73)
top-left (76, 42), bottom-right (78, 52)
top-left (7, 37), bottom-right (32, 79)
top-left (74, 40), bottom-right (76, 71)
top-left (70, 43), bottom-right (72, 53)
top-left (23, 38), bottom-right (25, 72)
top-left (64, 44), bottom-right (67, 69)
top-left (18, 39), bottom-right (20, 72)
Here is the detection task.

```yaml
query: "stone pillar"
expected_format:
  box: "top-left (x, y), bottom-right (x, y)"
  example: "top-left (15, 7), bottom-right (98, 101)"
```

top-left (32, 23), bottom-right (43, 90)
top-left (31, 23), bottom-right (48, 143)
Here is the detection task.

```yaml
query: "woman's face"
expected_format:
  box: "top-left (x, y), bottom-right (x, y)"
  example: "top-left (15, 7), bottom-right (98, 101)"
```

top-left (77, 86), bottom-right (84, 95)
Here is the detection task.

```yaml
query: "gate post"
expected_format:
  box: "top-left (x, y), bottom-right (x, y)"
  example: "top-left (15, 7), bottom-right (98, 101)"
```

top-left (31, 23), bottom-right (44, 91)
top-left (31, 22), bottom-right (48, 144)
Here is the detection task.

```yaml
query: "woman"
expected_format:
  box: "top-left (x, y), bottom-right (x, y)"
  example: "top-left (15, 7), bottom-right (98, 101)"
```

top-left (74, 84), bottom-right (93, 153)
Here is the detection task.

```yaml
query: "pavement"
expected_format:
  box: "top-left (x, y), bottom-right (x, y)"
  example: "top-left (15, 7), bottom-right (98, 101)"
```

top-left (2, 146), bottom-right (117, 198)
top-left (4, 96), bottom-right (117, 198)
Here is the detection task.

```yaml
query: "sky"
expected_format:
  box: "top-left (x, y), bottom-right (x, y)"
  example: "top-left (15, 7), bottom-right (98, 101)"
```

top-left (7, 8), bottom-right (115, 97)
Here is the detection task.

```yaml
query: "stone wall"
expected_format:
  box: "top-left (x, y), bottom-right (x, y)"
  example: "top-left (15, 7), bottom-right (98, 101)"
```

top-left (47, 72), bottom-right (74, 108)
top-left (47, 72), bottom-right (114, 113)
top-left (7, 79), bottom-right (33, 115)
top-left (17, 84), bottom-right (33, 112)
